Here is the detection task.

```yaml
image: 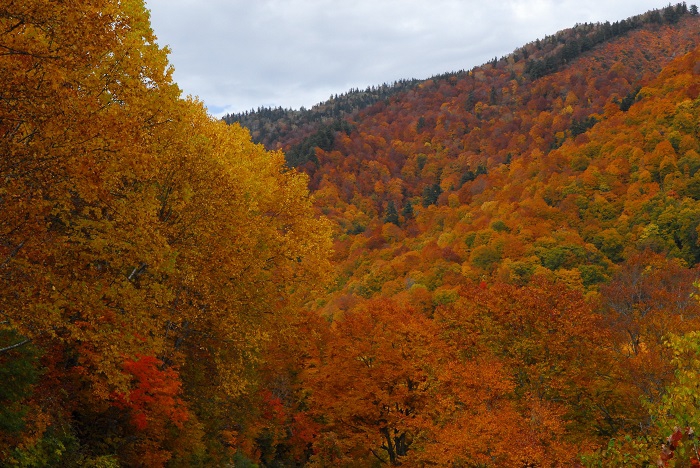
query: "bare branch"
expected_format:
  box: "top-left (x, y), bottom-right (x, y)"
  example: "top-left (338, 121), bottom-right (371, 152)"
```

top-left (0, 239), bottom-right (25, 269)
top-left (127, 262), bottom-right (147, 280)
top-left (0, 338), bottom-right (31, 354)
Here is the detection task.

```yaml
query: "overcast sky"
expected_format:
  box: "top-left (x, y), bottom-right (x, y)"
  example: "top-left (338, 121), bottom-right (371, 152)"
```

top-left (143, 1), bottom-right (669, 117)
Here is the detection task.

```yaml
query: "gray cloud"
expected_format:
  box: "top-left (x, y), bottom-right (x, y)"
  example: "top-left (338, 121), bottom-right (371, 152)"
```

top-left (144, 0), bottom-right (668, 116)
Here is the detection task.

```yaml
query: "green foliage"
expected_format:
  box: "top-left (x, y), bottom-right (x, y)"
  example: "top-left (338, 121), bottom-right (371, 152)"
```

top-left (505, 259), bottom-right (538, 284)
top-left (648, 332), bottom-right (700, 462)
top-left (285, 119), bottom-right (352, 167)
top-left (0, 331), bottom-right (38, 435)
top-left (8, 427), bottom-right (82, 468)
top-left (432, 288), bottom-right (459, 306)
top-left (416, 153), bottom-right (428, 172)
top-left (459, 170), bottom-right (476, 186)
top-left (619, 87), bottom-right (641, 112)
top-left (232, 451), bottom-right (259, 467)
top-left (384, 201), bottom-right (399, 225)
top-left (683, 174), bottom-right (700, 199)
top-left (470, 245), bottom-right (501, 271)
top-left (578, 264), bottom-right (608, 287)
top-left (416, 116), bottom-right (426, 133)
top-left (571, 115), bottom-right (598, 136)
top-left (656, 201), bottom-right (700, 264)
top-left (490, 220), bottom-right (510, 232)
top-left (537, 244), bottom-right (587, 271)
top-left (580, 435), bottom-right (654, 467)
top-left (422, 183), bottom-right (442, 207)
top-left (402, 200), bottom-right (414, 219)
top-left (589, 229), bottom-right (625, 263)
top-left (9, 425), bottom-right (120, 467)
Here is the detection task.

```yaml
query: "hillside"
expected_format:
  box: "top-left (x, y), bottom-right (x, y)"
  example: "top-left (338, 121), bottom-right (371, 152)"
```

top-left (228, 3), bottom-right (700, 466)
top-left (252, 6), bottom-right (700, 306)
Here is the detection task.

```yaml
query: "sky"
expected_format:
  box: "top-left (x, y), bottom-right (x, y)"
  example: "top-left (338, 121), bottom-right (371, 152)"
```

top-left (143, 0), bottom-right (670, 117)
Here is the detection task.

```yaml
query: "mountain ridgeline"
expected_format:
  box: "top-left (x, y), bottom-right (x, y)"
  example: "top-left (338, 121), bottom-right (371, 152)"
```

top-left (222, 79), bottom-right (421, 149)
top-left (227, 2), bottom-right (697, 167)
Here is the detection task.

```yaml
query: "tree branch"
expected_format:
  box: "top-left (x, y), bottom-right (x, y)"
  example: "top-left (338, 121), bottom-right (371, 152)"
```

top-left (0, 239), bottom-right (25, 269)
top-left (0, 338), bottom-right (31, 354)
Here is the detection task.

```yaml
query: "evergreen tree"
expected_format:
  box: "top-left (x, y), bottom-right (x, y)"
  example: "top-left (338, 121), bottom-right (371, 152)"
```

top-left (384, 201), bottom-right (399, 225)
top-left (422, 184), bottom-right (442, 207)
top-left (402, 200), bottom-right (414, 220)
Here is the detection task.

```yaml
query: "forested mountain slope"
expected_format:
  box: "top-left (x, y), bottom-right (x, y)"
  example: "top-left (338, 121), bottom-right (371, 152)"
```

top-left (237, 37), bottom-right (700, 464)
top-left (274, 8), bottom-right (700, 309)
top-left (226, 4), bottom-right (700, 467)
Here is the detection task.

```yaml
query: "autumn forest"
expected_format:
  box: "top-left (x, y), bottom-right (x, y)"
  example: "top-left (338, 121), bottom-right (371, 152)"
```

top-left (3, 1), bottom-right (700, 466)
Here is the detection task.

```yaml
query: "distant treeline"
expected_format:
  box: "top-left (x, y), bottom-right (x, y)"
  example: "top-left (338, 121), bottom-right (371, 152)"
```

top-left (522, 2), bottom-right (697, 79)
top-left (224, 2), bottom-right (697, 168)
top-left (222, 79), bottom-right (421, 148)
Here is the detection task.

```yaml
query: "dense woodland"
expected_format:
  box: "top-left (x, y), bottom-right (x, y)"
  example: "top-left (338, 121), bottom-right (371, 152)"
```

top-left (3, 0), bottom-right (700, 467)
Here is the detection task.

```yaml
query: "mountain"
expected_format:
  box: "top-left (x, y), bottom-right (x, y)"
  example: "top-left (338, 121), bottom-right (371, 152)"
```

top-left (231, 4), bottom-right (700, 301)
top-left (226, 3), bottom-right (700, 466)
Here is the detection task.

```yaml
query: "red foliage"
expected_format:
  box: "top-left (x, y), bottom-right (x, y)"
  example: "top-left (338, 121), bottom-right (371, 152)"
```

top-left (260, 388), bottom-right (286, 424)
top-left (658, 427), bottom-right (697, 467)
top-left (113, 355), bottom-right (189, 431)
